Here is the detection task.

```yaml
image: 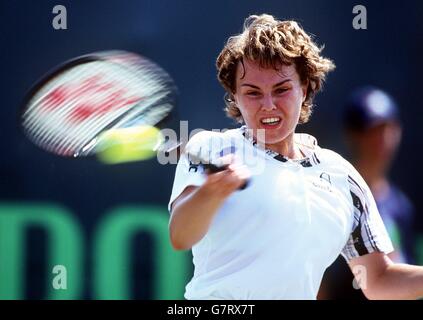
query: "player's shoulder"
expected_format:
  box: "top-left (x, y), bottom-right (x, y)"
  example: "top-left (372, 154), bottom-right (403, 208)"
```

top-left (318, 147), bottom-right (350, 167)
top-left (315, 143), bottom-right (358, 172)
top-left (318, 147), bottom-right (369, 190)
top-left (295, 133), bottom-right (351, 169)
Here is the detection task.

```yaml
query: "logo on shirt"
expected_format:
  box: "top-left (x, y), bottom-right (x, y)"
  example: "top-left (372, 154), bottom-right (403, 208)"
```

top-left (187, 153), bottom-right (202, 172)
top-left (319, 172), bottom-right (332, 185)
top-left (310, 172), bottom-right (333, 193)
top-left (188, 161), bottom-right (200, 172)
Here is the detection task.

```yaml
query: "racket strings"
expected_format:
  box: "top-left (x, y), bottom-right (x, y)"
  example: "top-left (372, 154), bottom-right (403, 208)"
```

top-left (22, 54), bottom-right (175, 157)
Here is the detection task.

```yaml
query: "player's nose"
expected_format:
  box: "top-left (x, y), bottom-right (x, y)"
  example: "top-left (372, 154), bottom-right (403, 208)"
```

top-left (260, 94), bottom-right (277, 111)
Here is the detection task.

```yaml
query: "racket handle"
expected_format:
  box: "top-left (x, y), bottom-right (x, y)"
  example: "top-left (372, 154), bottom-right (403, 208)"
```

top-left (201, 163), bottom-right (249, 190)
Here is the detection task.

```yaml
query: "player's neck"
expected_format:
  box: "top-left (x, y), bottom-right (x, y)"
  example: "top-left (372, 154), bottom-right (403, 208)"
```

top-left (265, 135), bottom-right (304, 160)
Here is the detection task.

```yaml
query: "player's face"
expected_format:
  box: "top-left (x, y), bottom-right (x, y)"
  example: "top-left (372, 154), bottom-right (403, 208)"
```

top-left (233, 59), bottom-right (307, 146)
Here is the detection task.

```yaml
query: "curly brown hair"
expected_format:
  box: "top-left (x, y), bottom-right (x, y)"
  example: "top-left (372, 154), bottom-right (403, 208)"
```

top-left (216, 14), bottom-right (335, 124)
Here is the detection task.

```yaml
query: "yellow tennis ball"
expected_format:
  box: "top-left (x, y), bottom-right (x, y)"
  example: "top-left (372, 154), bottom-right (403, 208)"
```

top-left (96, 125), bottom-right (163, 164)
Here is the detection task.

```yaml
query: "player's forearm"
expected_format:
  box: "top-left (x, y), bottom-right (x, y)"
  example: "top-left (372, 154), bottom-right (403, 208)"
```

top-left (169, 186), bottom-right (226, 250)
top-left (367, 263), bottom-right (423, 300)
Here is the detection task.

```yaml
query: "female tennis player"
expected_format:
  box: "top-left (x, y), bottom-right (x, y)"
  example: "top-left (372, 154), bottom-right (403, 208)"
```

top-left (168, 14), bottom-right (423, 300)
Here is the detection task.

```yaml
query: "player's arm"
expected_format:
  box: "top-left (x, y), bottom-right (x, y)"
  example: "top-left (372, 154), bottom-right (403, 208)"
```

top-left (169, 165), bottom-right (248, 250)
top-left (349, 252), bottom-right (423, 300)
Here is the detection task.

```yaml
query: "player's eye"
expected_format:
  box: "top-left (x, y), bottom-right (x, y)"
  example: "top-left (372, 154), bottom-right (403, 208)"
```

top-left (274, 88), bottom-right (288, 95)
top-left (246, 91), bottom-right (261, 97)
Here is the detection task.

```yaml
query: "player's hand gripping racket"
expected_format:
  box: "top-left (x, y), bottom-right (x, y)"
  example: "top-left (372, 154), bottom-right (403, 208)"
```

top-left (19, 50), bottom-right (249, 189)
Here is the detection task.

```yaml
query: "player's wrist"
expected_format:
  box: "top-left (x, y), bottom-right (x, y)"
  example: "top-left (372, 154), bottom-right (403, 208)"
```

top-left (197, 181), bottom-right (233, 203)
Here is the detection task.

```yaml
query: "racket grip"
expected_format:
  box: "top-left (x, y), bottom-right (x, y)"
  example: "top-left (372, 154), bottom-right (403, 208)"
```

top-left (201, 163), bottom-right (249, 190)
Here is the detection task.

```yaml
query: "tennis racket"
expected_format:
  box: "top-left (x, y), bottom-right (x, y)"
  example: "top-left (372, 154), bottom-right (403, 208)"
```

top-left (19, 50), bottom-right (247, 188)
top-left (20, 50), bottom-right (176, 158)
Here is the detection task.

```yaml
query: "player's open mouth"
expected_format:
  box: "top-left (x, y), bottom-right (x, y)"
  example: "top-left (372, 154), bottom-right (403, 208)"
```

top-left (260, 117), bottom-right (281, 126)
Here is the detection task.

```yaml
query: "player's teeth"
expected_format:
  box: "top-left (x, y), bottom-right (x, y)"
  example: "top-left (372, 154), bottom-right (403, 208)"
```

top-left (261, 117), bottom-right (280, 124)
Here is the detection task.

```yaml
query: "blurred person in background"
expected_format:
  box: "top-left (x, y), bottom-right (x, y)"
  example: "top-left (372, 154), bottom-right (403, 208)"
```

top-left (318, 86), bottom-right (417, 299)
